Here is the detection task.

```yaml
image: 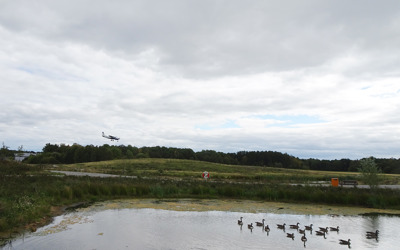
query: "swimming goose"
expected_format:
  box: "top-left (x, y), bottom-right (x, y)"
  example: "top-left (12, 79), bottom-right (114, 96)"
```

top-left (301, 233), bottom-right (307, 246)
top-left (367, 234), bottom-right (378, 239)
top-left (290, 222), bottom-right (300, 229)
top-left (286, 233), bottom-right (295, 240)
top-left (339, 239), bottom-right (351, 245)
top-left (366, 230), bottom-right (379, 236)
top-left (319, 227), bottom-right (328, 233)
top-left (277, 223), bottom-right (286, 230)
top-left (330, 226), bottom-right (339, 232)
top-left (315, 231), bottom-right (326, 237)
top-left (255, 219), bottom-right (265, 227)
top-left (238, 217), bottom-right (243, 225)
top-left (265, 225), bottom-right (270, 232)
top-left (305, 224), bottom-right (313, 231)
top-left (248, 223), bottom-right (254, 230)
top-left (298, 228), bottom-right (305, 234)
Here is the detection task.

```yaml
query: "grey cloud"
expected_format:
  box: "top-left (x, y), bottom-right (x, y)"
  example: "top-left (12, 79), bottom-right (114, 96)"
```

top-left (2, 1), bottom-right (400, 78)
top-left (2, 1), bottom-right (400, 159)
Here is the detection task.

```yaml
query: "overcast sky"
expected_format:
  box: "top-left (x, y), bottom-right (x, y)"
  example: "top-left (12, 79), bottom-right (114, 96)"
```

top-left (1, 0), bottom-right (400, 160)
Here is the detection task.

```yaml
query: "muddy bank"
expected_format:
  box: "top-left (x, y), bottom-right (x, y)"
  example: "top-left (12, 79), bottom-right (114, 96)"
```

top-left (78, 198), bottom-right (400, 216)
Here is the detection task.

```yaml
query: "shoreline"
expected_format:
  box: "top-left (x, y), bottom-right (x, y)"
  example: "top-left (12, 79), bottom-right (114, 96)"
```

top-left (77, 198), bottom-right (400, 216)
top-left (0, 202), bottom-right (90, 243)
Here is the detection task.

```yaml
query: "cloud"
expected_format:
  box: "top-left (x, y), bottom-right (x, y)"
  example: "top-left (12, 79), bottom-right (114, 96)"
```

top-left (1, 1), bottom-right (400, 159)
top-left (2, 0), bottom-right (400, 78)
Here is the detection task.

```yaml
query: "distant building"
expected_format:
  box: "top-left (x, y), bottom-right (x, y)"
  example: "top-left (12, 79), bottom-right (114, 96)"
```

top-left (14, 152), bottom-right (36, 162)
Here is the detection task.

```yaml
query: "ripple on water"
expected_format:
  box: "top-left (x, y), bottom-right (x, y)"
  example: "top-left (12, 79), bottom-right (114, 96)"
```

top-left (5, 199), bottom-right (400, 250)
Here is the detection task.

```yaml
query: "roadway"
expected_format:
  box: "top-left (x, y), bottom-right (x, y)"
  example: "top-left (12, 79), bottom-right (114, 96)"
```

top-left (50, 170), bottom-right (400, 189)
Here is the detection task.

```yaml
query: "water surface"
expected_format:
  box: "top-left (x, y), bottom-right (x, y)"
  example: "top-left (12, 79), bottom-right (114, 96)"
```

top-left (3, 200), bottom-right (398, 250)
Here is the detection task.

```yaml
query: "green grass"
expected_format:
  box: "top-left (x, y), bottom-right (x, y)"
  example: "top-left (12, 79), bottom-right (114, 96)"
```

top-left (53, 158), bottom-right (396, 184)
top-left (1, 159), bottom-right (400, 239)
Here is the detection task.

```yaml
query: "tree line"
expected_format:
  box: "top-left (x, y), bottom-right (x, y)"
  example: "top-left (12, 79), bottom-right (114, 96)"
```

top-left (9, 143), bottom-right (400, 174)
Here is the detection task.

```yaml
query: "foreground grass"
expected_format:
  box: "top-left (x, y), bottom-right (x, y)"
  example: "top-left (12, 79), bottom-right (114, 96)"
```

top-left (1, 159), bottom-right (400, 237)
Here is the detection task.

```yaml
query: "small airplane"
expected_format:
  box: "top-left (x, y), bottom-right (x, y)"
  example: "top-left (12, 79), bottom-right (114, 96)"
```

top-left (102, 132), bottom-right (120, 141)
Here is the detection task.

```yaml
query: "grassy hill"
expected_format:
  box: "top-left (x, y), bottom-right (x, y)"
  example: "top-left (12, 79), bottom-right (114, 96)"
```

top-left (53, 158), bottom-right (399, 184)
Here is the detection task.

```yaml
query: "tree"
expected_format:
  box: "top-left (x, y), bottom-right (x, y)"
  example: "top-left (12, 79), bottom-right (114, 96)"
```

top-left (16, 145), bottom-right (24, 158)
top-left (43, 143), bottom-right (59, 153)
top-left (358, 157), bottom-right (382, 189)
top-left (0, 142), bottom-right (13, 160)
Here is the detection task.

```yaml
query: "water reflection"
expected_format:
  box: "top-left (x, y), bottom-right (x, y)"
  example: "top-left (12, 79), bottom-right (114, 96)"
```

top-left (3, 201), bottom-right (399, 250)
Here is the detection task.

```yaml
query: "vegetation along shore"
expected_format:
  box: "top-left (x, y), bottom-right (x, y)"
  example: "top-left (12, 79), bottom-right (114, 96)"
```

top-left (1, 155), bottom-right (400, 243)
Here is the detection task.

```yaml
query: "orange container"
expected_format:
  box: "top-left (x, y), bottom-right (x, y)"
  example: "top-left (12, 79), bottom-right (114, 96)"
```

top-left (331, 178), bottom-right (339, 187)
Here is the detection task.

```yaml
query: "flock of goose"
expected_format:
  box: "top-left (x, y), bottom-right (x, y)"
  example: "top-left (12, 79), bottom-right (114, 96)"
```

top-left (237, 217), bottom-right (380, 248)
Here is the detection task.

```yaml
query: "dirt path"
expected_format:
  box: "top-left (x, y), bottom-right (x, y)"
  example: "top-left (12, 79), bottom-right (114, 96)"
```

top-left (50, 170), bottom-right (137, 178)
top-left (51, 170), bottom-right (400, 189)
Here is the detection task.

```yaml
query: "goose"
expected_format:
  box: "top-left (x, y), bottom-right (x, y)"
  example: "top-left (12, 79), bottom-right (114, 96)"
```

top-left (319, 227), bottom-right (329, 233)
top-left (265, 225), bottom-right (270, 232)
top-left (305, 224), bottom-right (313, 231)
top-left (366, 230), bottom-right (379, 236)
top-left (298, 228), bottom-right (305, 234)
top-left (315, 231), bottom-right (326, 237)
top-left (367, 234), bottom-right (378, 239)
top-left (330, 226), bottom-right (339, 232)
top-left (255, 219), bottom-right (265, 227)
top-left (277, 223), bottom-right (286, 230)
top-left (286, 233), bottom-right (295, 240)
top-left (339, 239), bottom-right (351, 245)
top-left (238, 217), bottom-right (243, 225)
top-left (248, 223), bottom-right (254, 230)
top-left (290, 222), bottom-right (300, 229)
top-left (301, 233), bottom-right (307, 246)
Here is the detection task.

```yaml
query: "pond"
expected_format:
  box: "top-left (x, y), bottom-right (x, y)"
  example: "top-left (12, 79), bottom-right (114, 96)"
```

top-left (3, 199), bottom-right (399, 250)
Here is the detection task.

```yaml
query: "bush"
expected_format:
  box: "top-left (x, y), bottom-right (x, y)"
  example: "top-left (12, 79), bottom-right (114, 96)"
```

top-left (359, 157), bottom-right (382, 189)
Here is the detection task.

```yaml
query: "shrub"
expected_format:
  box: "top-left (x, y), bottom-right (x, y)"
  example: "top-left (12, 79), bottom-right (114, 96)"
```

top-left (359, 157), bottom-right (382, 189)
